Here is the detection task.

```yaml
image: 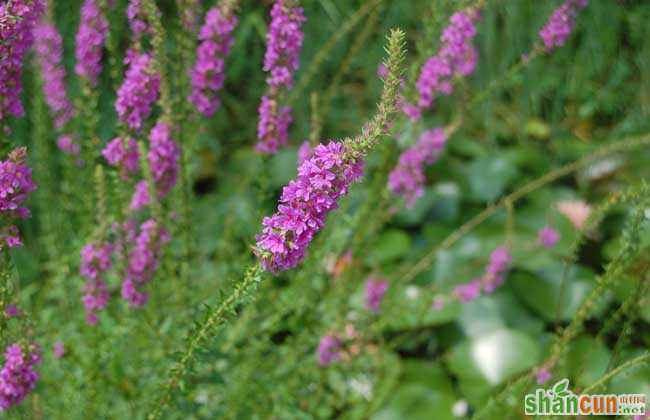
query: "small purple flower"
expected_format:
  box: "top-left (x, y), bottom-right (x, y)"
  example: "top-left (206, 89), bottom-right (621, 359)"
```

top-left (255, 142), bottom-right (364, 273)
top-left (535, 367), bottom-right (552, 385)
top-left (453, 279), bottom-right (481, 303)
top-left (538, 226), bottom-right (560, 249)
top-left (74, 0), bottom-right (108, 86)
top-left (0, 343), bottom-right (41, 411)
top-left (57, 135), bottom-right (81, 155)
top-left (52, 342), bottom-right (65, 359)
top-left (122, 219), bottom-right (171, 307)
top-left (115, 50), bottom-right (160, 132)
top-left (0, 148), bottom-right (36, 247)
top-left (256, 0), bottom-right (306, 154)
top-left (366, 277), bottom-right (389, 313)
top-left (128, 123), bottom-right (180, 210)
top-left (102, 137), bottom-right (139, 178)
top-left (263, 0), bottom-right (306, 89)
top-left (0, 0), bottom-right (45, 123)
top-left (388, 128), bottom-right (447, 207)
top-left (317, 335), bottom-right (341, 366)
top-left (539, 0), bottom-right (588, 51)
top-left (454, 246), bottom-right (512, 302)
top-left (127, 0), bottom-right (157, 37)
top-left (256, 95), bottom-right (292, 154)
top-left (80, 242), bottom-right (113, 325)
top-left (416, 9), bottom-right (480, 109)
top-left (4, 305), bottom-right (19, 318)
top-left (188, 6), bottom-right (238, 116)
top-left (33, 21), bottom-right (73, 129)
top-left (297, 141), bottom-right (312, 164)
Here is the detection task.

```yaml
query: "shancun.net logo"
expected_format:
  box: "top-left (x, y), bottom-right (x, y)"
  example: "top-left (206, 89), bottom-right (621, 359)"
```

top-left (524, 379), bottom-right (647, 416)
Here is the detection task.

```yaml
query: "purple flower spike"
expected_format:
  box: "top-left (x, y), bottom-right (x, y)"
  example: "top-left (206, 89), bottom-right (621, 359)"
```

top-left (256, 0), bottom-right (306, 154)
top-left (0, 0), bottom-right (45, 123)
top-left (366, 277), bottom-right (389, 313)
top-left (102, 137), bottom-right (140, 178)
top-left (453, 279), bottom-right (481, 303)
top-left (0, 344), bottom-right (41, 411)
top-left (189, 6), bottom-right (238, 116)
top-left (53, 342), bottom-right (65, 359)
top-left (34, 21), bottom-right (73, 128)
top-left (539, 0), bottom-right (588, 51)
top-left (317, 335), bottom-right (341, 366)
top-left (538, 226), bottom-right (560, 249)
top-left (416, 9), bottom-right (480, 110)
top-left (263, 0), bottom-right (306, 89)
top-left (115, 50), bottom-right (160, 132)
top-left (388, 128), bottom-right (447, 207)
top-left (75, 0), bottom-right (108, 86)
top-left (256, 95), bottom-right (292, 154)
top-left (0, 148), bottom-right (36, 249)
top-left (255, 142), bottom-right (364, 273)
top-left (80, 242), bottom-right (113, 324)
top-left (122, 219), bottom-right (171, 307)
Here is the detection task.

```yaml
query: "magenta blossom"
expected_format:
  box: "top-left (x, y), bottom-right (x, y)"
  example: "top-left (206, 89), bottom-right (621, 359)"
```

top-left (115, 50), bottom-right (160, 131)
top-left (0, 148), bottom-right (36, 248)
top-left (0, 0), bottom-right (45, 123)
top-left (416, 9), bottom-right (480, 110)
top-left (189, 6), bottom-right (238, 116)
top-left (102, 137), bottom-right (140, 178)
top-left (453, 246), bottom-right (512, 302)
top-left (539, 0), bottom-right (588, 51)
top-left (57, 135), bottom-right (81, 155)
top-left (0, 344), bottom-right (40, 411)
top-left (317, 335), bottom-right (341, 366)
top-left (255, 142), bottom-right (364, 273)
top-left (33, 21), bottom-right (73, 128)
top-left (263, 0), bottom-right (306, 89)
top-left (80, 242), bottom-right (113, 325)
top-left (74, 0), bottom-right (108, 86)
top-left (388, 128), bottom-right (447, 207)
top-left (122, 219), bottom-right (171, 307)
top-left (538, 226), bottom-right (560, 249)
top-left (256, 95), bottom-right (292, 154)
top-left (52, 342), bottom-right (65, 359)
top-left (366, 277), bottom-right (389, 312)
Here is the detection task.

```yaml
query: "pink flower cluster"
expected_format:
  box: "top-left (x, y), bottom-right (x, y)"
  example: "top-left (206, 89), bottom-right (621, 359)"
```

top-left (416, 10), bottom-right (479, 110)
top-left (388, 128), bottom-right (447, 207)
top-left (189, 6), bottom-right (238, 116)
top-left (130, 122), bottom-right (179, 210)
top-left (0, 344), bottom-right (40, 411)
top-left (0, 0), bottom-right (45, 122)
top-left (127, 0), bottom-right (151, 37)
top-left (121, 219), bottom-right (170, 307)
top-left (256, 95), bottom-right (292, 154)
top-left (256, 142), bottom-right (364, 273)
top-left (538, 226), bottom-right (560, 249)
top-left (74, 0), bottom-right (108, 86)
top-left (102, 137), bottom-right (140, 179)
top-left (366, 277), bottom-right (389, 313)
top-left (80, 242), bottom-right (113, 325)
top-left (317, 335), bottom-right (341, 366)
top-left (33, 21), bottom-right (73, 129)
top-left (453, 247), bottom-right (512, 303)
top-left (56, 135), bottom-right (81, 155)
top-left (256, 0), bottom-right (306, 154)
top-left (263, 0), bottom-right (306, 89)
top-left (115, 50), bottom-right (160, 132)
top-left (0, 148), bottom-right (36, 249)
top-left (539, 0), bottom-right (588, 51)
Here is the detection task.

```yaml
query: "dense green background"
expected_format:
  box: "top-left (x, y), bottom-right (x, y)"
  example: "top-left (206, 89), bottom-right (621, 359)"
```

top-left (5, 0), bottom-right (650, 418)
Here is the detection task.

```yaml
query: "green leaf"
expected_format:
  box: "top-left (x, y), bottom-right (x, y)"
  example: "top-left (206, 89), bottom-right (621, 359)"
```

top-left (466, 155), bottom-right (518, 202)
top-left (366, 229), bottom-right (412, 265)
top-left (373, 384), bottom-right (455, 420)
top-left (447, 329), bottom-right (540, 386)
